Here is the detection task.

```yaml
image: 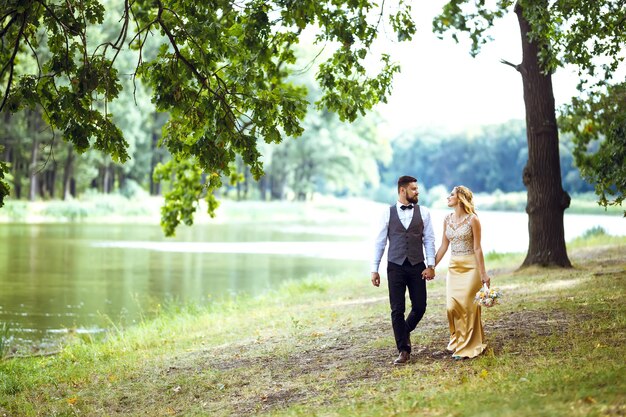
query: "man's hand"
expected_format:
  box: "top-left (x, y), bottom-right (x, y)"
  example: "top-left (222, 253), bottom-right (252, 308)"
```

top-left (371, 272), bottom-right (380, 287)
top-left (421, 267), bottom-right (435, 281)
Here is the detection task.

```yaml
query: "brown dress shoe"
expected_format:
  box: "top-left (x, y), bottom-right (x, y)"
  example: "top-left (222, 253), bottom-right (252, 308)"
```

top-left (393, 351), bottom-right (410, 365)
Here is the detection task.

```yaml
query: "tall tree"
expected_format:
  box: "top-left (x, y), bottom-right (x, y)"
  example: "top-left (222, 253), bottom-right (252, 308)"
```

top-left (0, 0), bottom-right (416, 235)
top-left (263, 108), bottom-right (390, 201)
top-left (433, 0), bottom-right (626, 267)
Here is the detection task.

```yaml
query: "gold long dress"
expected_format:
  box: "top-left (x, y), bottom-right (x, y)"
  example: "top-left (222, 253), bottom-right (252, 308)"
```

top-left (445, 213), bottom-right (487, 358)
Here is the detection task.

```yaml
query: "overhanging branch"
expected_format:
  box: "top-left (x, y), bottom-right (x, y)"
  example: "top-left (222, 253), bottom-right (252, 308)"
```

top-left (156, 1), bottom-right (241, 135)
top-left (0, 12), bottom-right (27, 113)
top-left (0, 12), bottom-right (18, 38)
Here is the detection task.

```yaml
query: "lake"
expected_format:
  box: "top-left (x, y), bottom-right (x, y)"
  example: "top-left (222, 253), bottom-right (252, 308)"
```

top-left (1, 209), bottom-right (624, 346)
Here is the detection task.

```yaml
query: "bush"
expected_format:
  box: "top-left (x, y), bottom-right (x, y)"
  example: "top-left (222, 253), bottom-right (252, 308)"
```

top-left (41, 201), bottom-right (89, 220)
top-left (422, 184), bottom-right (449, 208)
top-left (369, 184), bottom-right (396, 204)
top-left (119, 179), bottom-right (149, 200)
top-left (582, 226), bottom-right (607, 239)
top-left (2, 200), bottom-right (28, 220)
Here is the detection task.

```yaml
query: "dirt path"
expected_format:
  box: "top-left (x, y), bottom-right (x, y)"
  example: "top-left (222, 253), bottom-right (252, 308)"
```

top-left (138, 290), bottom-right (577, 417)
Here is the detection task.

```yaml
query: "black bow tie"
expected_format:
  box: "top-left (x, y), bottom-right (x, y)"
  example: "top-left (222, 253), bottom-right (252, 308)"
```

top-left (400, 204), bottom-right (414, 210)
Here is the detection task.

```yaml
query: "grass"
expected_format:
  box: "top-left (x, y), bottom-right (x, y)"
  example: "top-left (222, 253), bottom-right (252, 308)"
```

top-left (1, 234), bottom-right (625, 416)
top-left (0, 322), bottom-right (10, 360)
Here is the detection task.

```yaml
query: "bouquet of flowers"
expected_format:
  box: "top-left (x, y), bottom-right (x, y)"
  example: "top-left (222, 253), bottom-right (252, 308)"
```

top-left (474, 284), bottom-right (502, 308)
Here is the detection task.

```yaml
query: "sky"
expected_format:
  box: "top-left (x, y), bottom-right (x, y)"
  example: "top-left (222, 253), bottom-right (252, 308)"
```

top-left (369, 1), bottom-right (582, 137)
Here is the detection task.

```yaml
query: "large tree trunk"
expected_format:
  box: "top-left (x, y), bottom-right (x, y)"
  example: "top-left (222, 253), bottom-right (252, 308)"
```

top-left (270, 171), bottom-right (286, 200)
top-left (258, 173), bottom-right (268, 201)
top-left (28, 111), bottom-right (39, 202)
top-left (516, 3), bottom-right (571, 267)
top-left (103, 164), bottom-right (111, 194)
top-left (150, 117), bottom-right (162, 196)
top-left (242, 166), bottom-right (250, 200)
top-left (42, 162), bottom-right (56, 198)
top-left (63, 145), bottom-right (74, 200)
top-left (3, 112), bottom-right (20, 198)
top-left (268, 149), bottom-right (288, 200)
top-left (117, 167), bottom-right (126, 192)
top-left (235, 157), bottom-right (243, 201)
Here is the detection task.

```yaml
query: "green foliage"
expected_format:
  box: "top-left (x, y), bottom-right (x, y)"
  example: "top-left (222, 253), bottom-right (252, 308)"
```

top-left (559, 82), bottom-right (626, 215)
top-left (0, 0), bottom-right (415, 235)
top-left (433, 0), bottom-right (514, 57)
top-left (535, 1), bottom-right (626, 87)
top-left (434, 0), bottom-right (625, 83)
top-left (153, 157), bottom-right (217, 236)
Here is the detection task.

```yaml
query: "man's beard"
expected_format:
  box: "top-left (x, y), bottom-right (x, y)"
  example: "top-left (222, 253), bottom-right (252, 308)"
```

top-left (408, 195), bottom-right (418, 204)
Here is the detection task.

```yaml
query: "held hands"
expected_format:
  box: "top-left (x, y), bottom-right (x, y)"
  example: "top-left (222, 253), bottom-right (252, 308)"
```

top-left (371, 272), bottom-right (380, 287)
top-left (372, 268), bottom-right (435, 286)
top-left (421, 267), bottom-right (435, 281)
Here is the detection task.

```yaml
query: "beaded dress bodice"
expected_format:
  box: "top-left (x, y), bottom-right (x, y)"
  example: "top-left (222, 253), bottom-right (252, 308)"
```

top-left (445, 213), bottom-right (475, 256)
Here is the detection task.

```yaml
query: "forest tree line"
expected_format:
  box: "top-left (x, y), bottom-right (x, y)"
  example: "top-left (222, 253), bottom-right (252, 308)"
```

top-left (376, 120), bottom-right (593, 201)
top-left (1, 109), bottom-right (592, 204)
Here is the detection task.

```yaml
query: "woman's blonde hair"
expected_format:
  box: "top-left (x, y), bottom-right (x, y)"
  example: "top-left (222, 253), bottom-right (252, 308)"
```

top-left (454, 185), bottom-right (476, 215)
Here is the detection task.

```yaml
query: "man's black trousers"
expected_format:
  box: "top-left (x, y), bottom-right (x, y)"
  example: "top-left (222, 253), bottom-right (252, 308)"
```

top-left (387, 259), bottom-right (427, 353)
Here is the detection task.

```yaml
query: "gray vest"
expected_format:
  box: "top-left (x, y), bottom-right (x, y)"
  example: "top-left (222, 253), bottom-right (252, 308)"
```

top-left (387, 205), bottom-right (425, 266)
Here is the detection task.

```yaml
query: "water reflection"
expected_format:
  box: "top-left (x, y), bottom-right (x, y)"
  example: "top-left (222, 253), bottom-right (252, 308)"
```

top-left (91, 240), bottom-right (369, 258)
top-left (0, 223), bottom-right (367, 345)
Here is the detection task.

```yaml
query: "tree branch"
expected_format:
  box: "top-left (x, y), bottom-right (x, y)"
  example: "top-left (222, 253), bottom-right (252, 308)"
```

top-left (23, 33), bottom-right (42, 78)
top-left (156, 1), bottom-right (241, 134)
top-left (500, 58), bottom-right (521, 72)
top-left (77, 0), bottom-right (89, 66)
top-left (162, 6), bottom-right (209, 64)
top-left (127, 0), bottom-right (159, 104)
top-left (0, 12), bottom-right (18, 38)
top-left (32, 0), bottom-right (72, 84)
top-left (370, 0), bottom-right (386, 44)
top-left (0, 12), bottom-right (27, 113)
top-left (0, 8), bottom-right (16, 23)
top-left (34, 0), bottom-right (72, 33)
top-left (93, 0), bottom-right (130, 70)
top-left (292, 42), bottom-right (325, 75)
top-left (161, 5), bottom-right (231, 108)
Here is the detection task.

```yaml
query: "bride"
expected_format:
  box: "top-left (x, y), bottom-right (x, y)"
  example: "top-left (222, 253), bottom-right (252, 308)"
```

top-left (434, 185), bottom-right (490, 359)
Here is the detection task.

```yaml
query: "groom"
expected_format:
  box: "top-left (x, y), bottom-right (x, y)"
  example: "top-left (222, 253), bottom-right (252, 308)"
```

top-left (371, 175), bottom-right (436, 365)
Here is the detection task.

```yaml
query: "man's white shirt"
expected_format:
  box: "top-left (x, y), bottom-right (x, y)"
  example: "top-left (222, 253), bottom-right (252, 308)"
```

top-left (371, 202), bottom-right (436, 273)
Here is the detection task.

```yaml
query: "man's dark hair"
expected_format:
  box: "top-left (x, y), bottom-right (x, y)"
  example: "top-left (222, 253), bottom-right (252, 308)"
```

top-left (397, 175), bottom-right (417, 192)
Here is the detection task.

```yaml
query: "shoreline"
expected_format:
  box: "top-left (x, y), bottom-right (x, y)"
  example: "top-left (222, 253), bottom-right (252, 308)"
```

top-left (1, 194), bottom-right (623, 225)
